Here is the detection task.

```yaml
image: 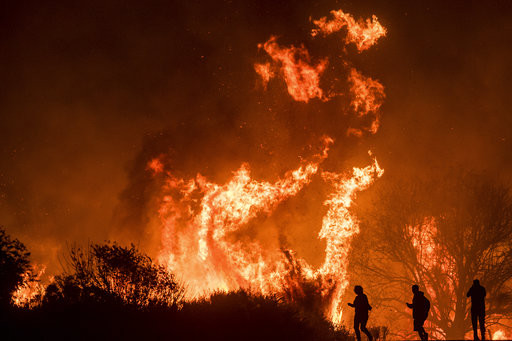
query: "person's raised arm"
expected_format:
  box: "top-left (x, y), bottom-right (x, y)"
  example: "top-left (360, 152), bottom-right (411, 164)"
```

top-left (406, 302), bottom-right (413, 308)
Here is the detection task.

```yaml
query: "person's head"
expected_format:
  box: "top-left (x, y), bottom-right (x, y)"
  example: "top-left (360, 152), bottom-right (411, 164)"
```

top-left (473, 279), bottom-right (480, 286)
top-left (412, 284), bottom-right (419, 294)
top-left (354, 285), bottom-right (363, 295)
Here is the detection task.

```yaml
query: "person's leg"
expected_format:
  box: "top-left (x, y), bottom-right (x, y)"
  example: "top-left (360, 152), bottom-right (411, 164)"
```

top-left (472, 311), bottom-right (479, 340)
top-left (422, 325), bottom-right (429, 341)
top-left (354, 319), bottom-right (362, 341)
top-left (360, 318), bottom-right (373, 341)
top-left (414, 319), bottom-right (422, 340)
top-left (418, 326), bottom-right (427, 341)
top-left (479, 311), bottom-right (486, 340)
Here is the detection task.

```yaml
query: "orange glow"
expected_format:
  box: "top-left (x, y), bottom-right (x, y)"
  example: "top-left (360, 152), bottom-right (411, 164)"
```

top-left (147, 157), bottom-right (164, 175)
top-left (493, 330), bottom-right (510, 340)
top-left (311, 9), bottom-right (387, 52)
top-left (258, 36), bottom-right (327, 102)
top-left (408, 217), bottom-right (454, 275)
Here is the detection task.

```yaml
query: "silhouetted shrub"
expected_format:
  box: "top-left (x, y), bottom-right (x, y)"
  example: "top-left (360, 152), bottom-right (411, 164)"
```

top-left (178, 289), bottom-right (353, 341)
top-left (3, 242), bottom-right (354, 340)
top-left (43, 242), bottom-right (184, 309)
top-left (0, 227), bottom-right (30, 308)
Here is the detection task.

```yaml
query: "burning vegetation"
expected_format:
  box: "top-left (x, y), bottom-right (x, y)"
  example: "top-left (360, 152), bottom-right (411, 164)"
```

top-left (2, 2), bottom-right (512, 341)
top-left (149, 7), bottom-right (387, 327)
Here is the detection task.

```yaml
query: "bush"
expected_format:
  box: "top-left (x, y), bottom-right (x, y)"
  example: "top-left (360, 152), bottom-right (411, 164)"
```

top-left (43, 242), bottom-right (184, 309)
top-left (0, 227), bottom-right (31, 308)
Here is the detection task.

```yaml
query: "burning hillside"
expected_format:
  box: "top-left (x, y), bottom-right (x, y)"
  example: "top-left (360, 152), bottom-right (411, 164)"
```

top-left (145, 8), bottom-right (387, 324)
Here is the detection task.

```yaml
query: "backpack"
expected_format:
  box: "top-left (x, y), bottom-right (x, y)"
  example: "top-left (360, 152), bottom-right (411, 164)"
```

top-left (423, 296), bottom-right (430, 318)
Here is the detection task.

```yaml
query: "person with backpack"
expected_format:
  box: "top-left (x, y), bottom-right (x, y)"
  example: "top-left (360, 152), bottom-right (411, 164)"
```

top-left (406, 284), bottom-right (430, 341)
top-left (348, 285), bottom-right (373, 341)
top-left (467, 279), bottom-right (486, 340)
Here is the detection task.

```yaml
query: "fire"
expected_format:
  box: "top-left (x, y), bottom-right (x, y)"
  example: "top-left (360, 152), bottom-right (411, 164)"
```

top-left (147, 157), bottom-right (164, 174)
top-left (254, 62), bottom-right (274, 89)
top-left (12, 265), bottom-right (50, 308)
top-left (318, 155), bottom-right (384, 323)
top-left (158, 137), bottom-right (333, 297)
top-left (155, 140), bottom-right (383, 323)
top-left (349, 68), bottom-right (385, 134)
top-left (493, 330), bottom-right (509, 340)
top-left (152, 7), bottom-right (387, 326)
top-left (408, 216), bottom-right (457, 334)
top-left (311, 9), bottom-right (387, 52)
top-left (259, 36), bottom-right (327, 102)
top-left (256, 12), bottom-right (386, 137)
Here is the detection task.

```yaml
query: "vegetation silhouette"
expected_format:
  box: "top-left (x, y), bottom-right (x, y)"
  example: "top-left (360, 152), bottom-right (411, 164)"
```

top-left (0, 226), bottom-right (31, 309)
top-left (1, 238), bottom-right (359, 340)
top-left (351, 170), bottom-right (512, 339)
top-left (44, 242), bottom-right (184, 309)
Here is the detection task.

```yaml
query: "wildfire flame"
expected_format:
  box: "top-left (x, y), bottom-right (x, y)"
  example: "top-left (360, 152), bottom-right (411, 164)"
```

top-left (154, 142), bottom-right (383, 323)
top-left (349, 68), bottom-right (385, 134)
top-left (12, 265), bottom-right (50, 308)
top-left (318, 156), bottom-right (384, 323)
top-left (254, 62), bottom-right (274, 89)
top-left (152, 7), bottom-right (387, 325)
top-left (258, 36), bottom-right (327, 102)
top-left (311, 9), bottom-right (387, 52)
top-left (256, 12), bottom-right (385, 137)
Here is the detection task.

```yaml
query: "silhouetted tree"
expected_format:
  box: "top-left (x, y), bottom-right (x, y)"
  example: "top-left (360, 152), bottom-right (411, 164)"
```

top-left (0, 227), bottom-right (31, 308)
top-left (350, 171), bottom-right (512, 339)
top-left (44, 242), bottom-right (184, 309)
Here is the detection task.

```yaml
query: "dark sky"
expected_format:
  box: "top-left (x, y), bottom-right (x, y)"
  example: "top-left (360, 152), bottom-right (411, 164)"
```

top-left (1, 0), bottom-right (511, 272)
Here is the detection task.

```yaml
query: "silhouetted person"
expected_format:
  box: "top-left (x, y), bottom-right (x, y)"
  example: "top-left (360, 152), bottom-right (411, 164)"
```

top-left (467, 279), bottom-right (486, 340)
top-left (348, 285), bottom-right (373, 341)
top-left (406, 284), bottom-right (430, 341)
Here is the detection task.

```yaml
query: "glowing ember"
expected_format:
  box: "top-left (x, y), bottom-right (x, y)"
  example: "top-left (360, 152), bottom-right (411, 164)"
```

top-left (311, 9), bottom-right (387, 52)
top-left (259, 36), bottom-right (327, 102)
top-left (147, 157), bottom-right (164, 175)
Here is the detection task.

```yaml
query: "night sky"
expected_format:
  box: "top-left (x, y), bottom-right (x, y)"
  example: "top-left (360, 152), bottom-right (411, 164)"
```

top-left (1, 0), bottom-right (511, 273)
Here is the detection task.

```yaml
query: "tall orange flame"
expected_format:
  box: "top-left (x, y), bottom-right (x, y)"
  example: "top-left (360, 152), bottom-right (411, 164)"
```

top-left (153, 7), bottom-right (387, 326)
top-left (318, 155), bottom-right (384, 323)
top-left (158, 138), bottom-right (333, 297)
top-left (154, 141), bottom-right (383, 324)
